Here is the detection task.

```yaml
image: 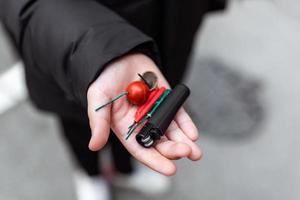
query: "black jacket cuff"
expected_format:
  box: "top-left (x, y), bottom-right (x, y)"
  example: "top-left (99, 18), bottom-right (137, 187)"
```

top-left (68, 22), bottom-right (160, 107)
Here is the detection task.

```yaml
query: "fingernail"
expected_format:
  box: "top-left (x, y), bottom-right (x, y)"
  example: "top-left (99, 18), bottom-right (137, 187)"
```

top-left (88, 134), bottom-right (96, 151)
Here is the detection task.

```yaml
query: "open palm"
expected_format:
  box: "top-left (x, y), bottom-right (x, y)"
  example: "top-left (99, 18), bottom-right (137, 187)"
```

top-left (87, 53), bottom-right (202, 176)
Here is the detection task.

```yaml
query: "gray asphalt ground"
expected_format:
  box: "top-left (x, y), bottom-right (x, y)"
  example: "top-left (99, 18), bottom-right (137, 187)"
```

top-left (1, 1), bottom-right (300, 200)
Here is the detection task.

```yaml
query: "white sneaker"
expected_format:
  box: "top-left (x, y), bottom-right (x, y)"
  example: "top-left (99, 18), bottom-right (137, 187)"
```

top-left (73, 171), bottom-right (110, 200)
top-left (109, 164), bottom-right (171, 196)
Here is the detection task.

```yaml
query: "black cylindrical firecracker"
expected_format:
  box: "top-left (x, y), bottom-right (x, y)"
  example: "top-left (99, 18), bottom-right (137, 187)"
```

top-left (136, 84), bottom-right (190, 148)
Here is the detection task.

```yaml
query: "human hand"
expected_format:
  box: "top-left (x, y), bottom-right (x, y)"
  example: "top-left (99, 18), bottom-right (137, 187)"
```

top-left (87, 53), bottom-right (202, 176)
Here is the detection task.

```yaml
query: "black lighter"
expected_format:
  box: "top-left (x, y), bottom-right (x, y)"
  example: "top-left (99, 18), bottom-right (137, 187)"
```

top-left (136, 84), bottom-right (190, 148)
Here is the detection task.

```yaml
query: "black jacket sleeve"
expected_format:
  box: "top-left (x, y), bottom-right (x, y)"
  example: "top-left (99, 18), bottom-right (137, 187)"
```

top-left (0, 0), bottom-right (159, 107)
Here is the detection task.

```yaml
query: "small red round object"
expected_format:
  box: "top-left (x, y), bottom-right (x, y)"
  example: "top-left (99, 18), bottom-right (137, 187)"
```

top-left (126, 81), bottom-right (150, 105)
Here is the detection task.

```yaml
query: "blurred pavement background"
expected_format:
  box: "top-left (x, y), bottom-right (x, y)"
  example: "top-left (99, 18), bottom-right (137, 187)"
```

top-left (1, 0), bottom-right (300, 199)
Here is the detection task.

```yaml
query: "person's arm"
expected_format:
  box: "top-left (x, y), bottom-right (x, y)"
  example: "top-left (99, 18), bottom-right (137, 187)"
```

top-left (1, 0), bottom-right (202, 176)
top-left (0, 0), bottom-right (159, 107)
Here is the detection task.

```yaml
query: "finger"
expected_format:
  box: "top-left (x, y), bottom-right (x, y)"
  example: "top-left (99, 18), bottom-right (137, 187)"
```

top-left (87, 88), bottom-right (111, 151)
top-left (132, 144), bottom-right (177, 176)
top-left (175, 108), bottom-right (199, 141)
top-left (111, 109), bottom-right (177, 176)
top-left (165, 121), bottom-right (202, 161)
top-left (117, 134), bottom-right (177, 176)
top-left (155, 137), bottom-right (192, 160)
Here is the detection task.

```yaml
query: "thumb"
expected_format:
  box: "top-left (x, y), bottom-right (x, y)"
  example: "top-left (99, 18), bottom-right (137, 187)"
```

top-left (87, 88), bottom-right (111, 151)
